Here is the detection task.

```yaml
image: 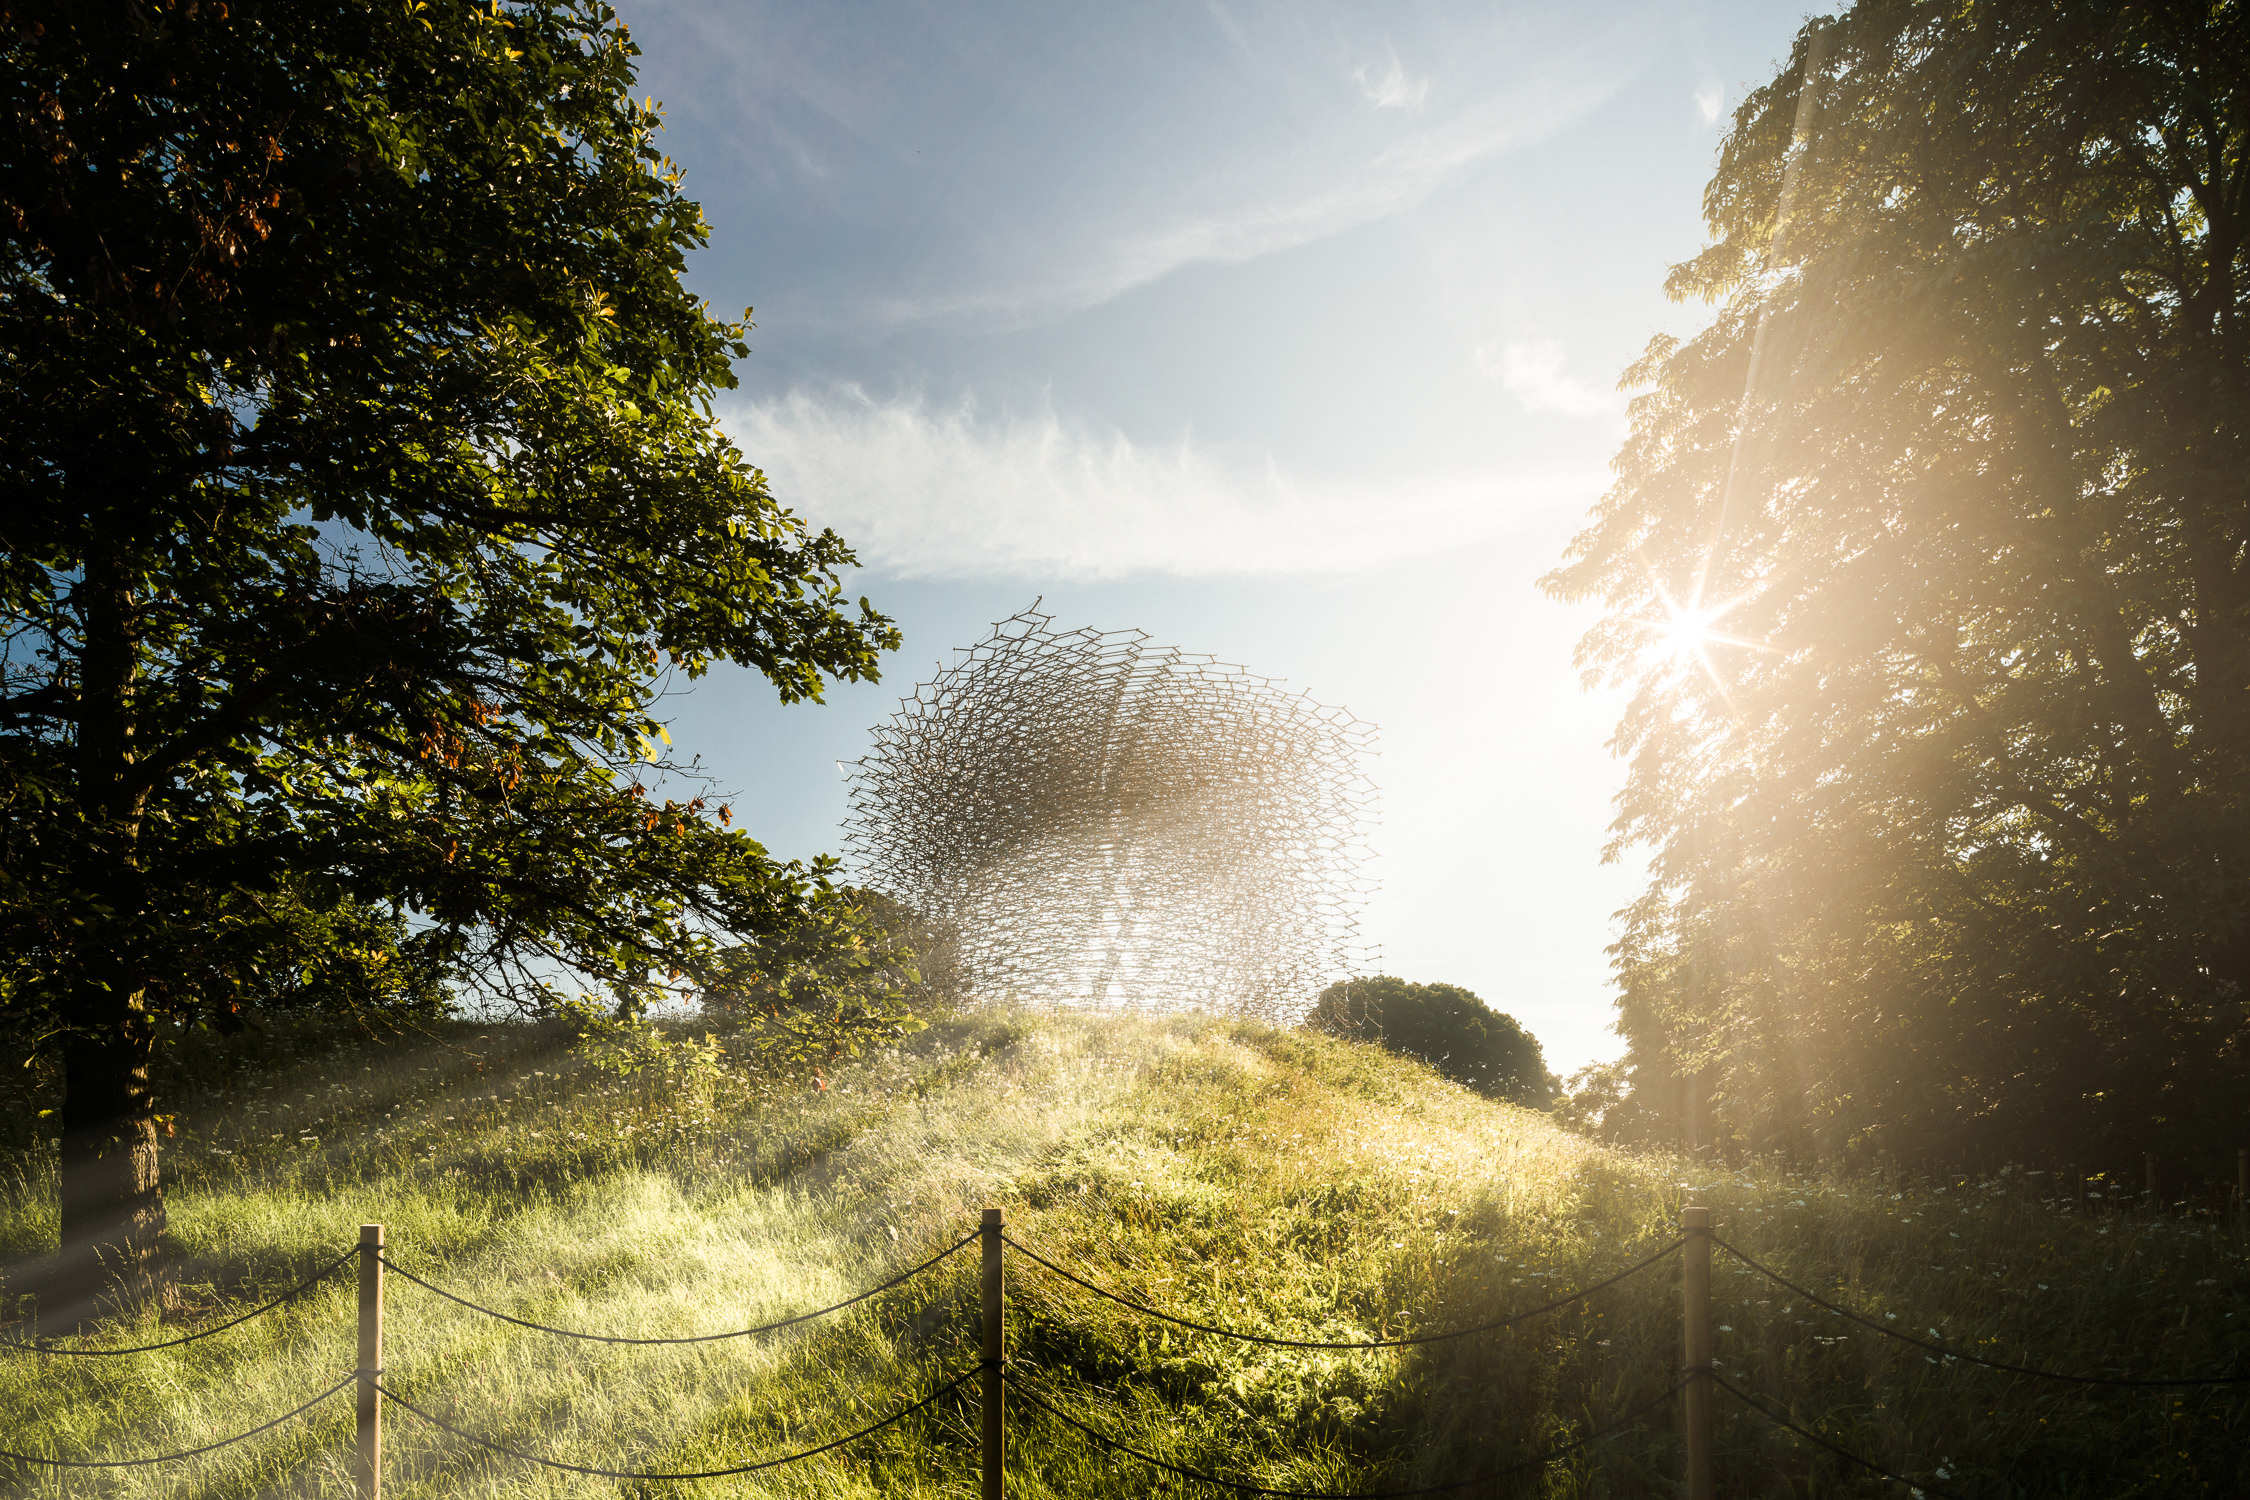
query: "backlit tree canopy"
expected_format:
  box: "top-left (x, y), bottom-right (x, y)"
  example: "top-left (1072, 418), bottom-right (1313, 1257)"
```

top-left (1545, 0), bottom-right (2250, 1163)
top-left (1, 0), bottom-right (897, 1322)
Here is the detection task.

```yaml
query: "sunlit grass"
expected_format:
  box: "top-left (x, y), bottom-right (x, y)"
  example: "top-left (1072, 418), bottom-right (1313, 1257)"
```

top-left (0, 1011), bottom-right (2244, 1496)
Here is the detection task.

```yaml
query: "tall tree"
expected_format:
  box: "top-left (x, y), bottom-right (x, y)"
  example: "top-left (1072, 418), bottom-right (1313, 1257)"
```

top-left (1546, 0), bottom-right (2250, 1165)
top-left (0, 0), bottom-right (899, 1325)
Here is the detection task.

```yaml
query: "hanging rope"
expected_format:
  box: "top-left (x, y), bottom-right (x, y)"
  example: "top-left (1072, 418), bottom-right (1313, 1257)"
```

top-left (1714, 1238), bottom-right (2250, 1387)
top-left (0, 1249), bottom-right (357, 1357)
top-left (374, 1368), bottom-right (973, 1479)
top-left (376, 1231), bottom-right (976, 1344)
top-left (1709, 1371), bottom-right (1963, 1498)
top-left (0, 1375), bottom-right (355, 1468)
top-left (1008, 1376), bottom-right (1690, 1497)
top-left (1004, 1233), bottom-right (1683, 1349)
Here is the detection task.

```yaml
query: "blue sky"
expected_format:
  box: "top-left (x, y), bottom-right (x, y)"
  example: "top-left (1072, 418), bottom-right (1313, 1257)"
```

top-left (621, 0), bottom-right (1817, 1074)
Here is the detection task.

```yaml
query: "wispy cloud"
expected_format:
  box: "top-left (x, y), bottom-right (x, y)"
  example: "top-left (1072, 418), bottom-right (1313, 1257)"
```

top-left (888, 97), bottom-right (1559, 328)
top-left (642, 1), bottom-right (1669, 332)
top-left (725, 386), bottom-right (1599, 581)
top-left (1354, 43), bottom-right (1431, 110)
top-left (1695, 80), bottom-right (1726, 124)
top-left (1477, 340), bottom-right (1620, 419)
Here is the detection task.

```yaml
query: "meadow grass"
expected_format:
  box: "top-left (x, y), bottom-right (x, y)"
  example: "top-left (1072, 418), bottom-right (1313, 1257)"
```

top-left (0, 1009), bottom-right (2243, 1498)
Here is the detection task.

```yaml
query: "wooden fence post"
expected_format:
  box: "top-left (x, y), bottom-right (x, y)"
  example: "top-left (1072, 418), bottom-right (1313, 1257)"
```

top-left (1682, 1205), bottom-right (1714, 1500)
top-left (357, 1223), bottom-right (383, 1500)
top-left (982, 1206), bottom-right (1004, 1500)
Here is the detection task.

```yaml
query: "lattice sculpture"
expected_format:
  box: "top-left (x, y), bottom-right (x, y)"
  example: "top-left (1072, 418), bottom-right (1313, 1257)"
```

top-left (843, 605), bottom-right (1377, 1023)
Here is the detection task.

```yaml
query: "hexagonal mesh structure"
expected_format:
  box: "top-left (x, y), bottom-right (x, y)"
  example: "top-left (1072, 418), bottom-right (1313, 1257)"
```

top-left (843, 605), bottom-right (1377, 1022)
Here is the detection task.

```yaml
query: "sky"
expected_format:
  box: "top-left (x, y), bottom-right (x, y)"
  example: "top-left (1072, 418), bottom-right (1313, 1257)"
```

top-left (619, 0), bottom-right (1818, 1076)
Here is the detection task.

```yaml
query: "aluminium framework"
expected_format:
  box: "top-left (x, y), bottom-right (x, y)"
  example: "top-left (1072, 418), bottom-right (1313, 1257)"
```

top-left (843, 604), bottom-right (1377, 1024)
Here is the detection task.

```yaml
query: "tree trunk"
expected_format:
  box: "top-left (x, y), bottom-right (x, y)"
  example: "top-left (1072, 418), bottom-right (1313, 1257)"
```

top-left (51, 1019), bottom-right (169, 1332)
top-left (46, 550), bottom-right (171, 1333)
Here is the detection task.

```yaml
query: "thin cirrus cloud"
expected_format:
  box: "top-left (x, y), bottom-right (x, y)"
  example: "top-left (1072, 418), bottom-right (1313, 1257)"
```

top-left (632, 0), bottom-right (1672, 332)
top-left (723, 386), bottom-right (1602, 582)
top-left (1476, 340), bottom-right (1623, 419)
top-left (1352, 42), bottom-right (1432, 110)
top-left (866, 95), bottom-right (1569, 330)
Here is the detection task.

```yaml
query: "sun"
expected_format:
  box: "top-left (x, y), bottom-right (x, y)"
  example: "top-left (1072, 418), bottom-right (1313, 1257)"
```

top-left (1658, 604), bottom-right (1725, 663)
top-left (1637, 579), bottom-right (1774, 690)
top-left (1634, 554), bottom-right (1776, 689)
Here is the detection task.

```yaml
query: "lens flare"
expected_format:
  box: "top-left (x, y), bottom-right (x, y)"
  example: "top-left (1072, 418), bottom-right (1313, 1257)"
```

top-left (1659, 605), bottom-right (1724, 663)
top-left (1634, 567), bottom-right (1775, 695)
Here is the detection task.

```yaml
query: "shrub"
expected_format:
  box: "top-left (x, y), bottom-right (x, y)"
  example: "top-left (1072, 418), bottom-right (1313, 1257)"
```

top-left (1305, 976), bottom-right (1554, 1106)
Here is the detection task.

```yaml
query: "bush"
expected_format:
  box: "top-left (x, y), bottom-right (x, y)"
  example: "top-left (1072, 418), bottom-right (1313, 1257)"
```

top-left (1305, 976), bottom-right (1554, 1106)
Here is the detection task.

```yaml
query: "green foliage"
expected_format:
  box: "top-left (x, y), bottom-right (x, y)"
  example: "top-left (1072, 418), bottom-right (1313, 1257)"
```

top-left (1553, 1059), bottom-right (1630, 1139)
top-left (842, 887), bottom-right (969, 1012)
top-left (690, 887), bottom-right (936, 1074)
top-left (1543, 0), bottom-right (2250, 1163)
top-left (0, 0), bottom-right (900, 1055)
top-left (1305, 976), bottom-right (1554, 1106)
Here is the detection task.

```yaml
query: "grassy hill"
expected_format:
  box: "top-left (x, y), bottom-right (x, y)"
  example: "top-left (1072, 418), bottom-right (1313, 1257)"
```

top-left (0, 1008), bottom-right (2244, 1497)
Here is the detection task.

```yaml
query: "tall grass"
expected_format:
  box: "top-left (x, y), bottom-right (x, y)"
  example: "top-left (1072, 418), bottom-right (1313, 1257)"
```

top-left (0, 1010), bottom-right (2243, 1497)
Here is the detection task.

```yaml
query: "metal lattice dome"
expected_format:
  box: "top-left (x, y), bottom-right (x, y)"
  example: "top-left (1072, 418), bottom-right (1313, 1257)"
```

top-left (843, 605), bottom-right (1377, 1022)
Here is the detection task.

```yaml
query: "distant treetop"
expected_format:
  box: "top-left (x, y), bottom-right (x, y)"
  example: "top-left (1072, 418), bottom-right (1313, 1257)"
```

top-left (1306, 976), bottom-right (1553, 1107)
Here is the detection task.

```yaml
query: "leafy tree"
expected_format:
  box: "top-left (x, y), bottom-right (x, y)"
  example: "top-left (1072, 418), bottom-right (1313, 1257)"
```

top-left (1306, 977), bottom-right (1554, 1106)
top-left (1544, 0), bottom-right (2250, 1165)
top-left (1551, 1060), bottom-right (1629, 1140)
top-left (0, 0), bottom-right (898, 1324)
top-left (695, 888), bottom-right (952, 1073)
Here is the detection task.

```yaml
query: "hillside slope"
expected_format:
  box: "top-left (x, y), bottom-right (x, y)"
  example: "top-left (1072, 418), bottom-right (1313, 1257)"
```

top-left (0, 1010), bottom-right (2244, 1497)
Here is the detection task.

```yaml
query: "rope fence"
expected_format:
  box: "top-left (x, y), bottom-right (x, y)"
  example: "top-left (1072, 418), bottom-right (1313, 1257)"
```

top-left (1709, 1373), bottom-right (1965, 1500)
top-left (2, 1206), bottom-right (2242, 1495)
top-left (1007, 1375), bottom-right (1695, 1498)
top-left (1712, 1237), bottom-right (2250, 1387)
top-left (373, 1368), bottom-right (978, 1480)
top-left (373, 1231), bottom-right (978, 1344)
top-left (0, 1248), bottom-right (356, 1357)
top-left (0, 1375), bottom-right (356, 1470)
top-left (1000, 1231), bottom-right (1685, 1349)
